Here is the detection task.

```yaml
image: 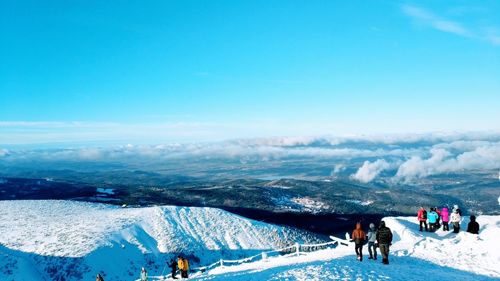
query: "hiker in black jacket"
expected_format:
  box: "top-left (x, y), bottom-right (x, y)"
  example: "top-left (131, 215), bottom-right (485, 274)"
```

top-left (168, 258), bottom-right (178, 279)
top-left (376, 221), bottom-right (393, 265)
top-left (467, 215), bottom-right (480, 234)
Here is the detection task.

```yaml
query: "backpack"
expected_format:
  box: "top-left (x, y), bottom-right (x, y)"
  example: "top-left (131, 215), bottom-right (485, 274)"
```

top-left (422, 210), bottom-right (427, 219)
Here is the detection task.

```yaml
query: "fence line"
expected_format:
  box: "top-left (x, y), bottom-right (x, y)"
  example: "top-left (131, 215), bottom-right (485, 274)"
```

top-left (135, 238), bottom-right (345, 280)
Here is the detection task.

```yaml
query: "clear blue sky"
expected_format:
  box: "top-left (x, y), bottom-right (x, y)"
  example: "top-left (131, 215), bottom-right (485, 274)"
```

top-left (1, 0), bottom-right (499, 144)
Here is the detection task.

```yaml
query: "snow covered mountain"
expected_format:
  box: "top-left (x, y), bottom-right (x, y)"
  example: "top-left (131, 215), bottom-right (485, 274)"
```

top-left (0, 200), bottom-right (313, 281)
top-left (1, 200), bottom-right (499, 281)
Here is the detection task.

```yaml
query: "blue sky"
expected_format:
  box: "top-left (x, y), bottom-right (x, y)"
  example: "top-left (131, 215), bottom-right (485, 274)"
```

top-left (1, 0), bottom-right (499, 145)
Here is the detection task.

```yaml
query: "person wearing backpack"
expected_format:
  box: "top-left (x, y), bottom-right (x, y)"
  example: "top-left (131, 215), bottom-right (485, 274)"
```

top-left (417, 207), bottom-right (428, 232)
top-left (376, 221), bottom-right (393, 265)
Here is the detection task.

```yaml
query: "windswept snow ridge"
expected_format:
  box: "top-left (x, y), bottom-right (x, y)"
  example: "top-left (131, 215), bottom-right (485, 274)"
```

top-left (0, 200), bottom-right (310, 281)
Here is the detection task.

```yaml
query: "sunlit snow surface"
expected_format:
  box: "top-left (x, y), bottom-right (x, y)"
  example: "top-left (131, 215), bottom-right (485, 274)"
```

top-left (1, 200), bottom-right (500, 281)
top-left (0, 200), bottom-right (306, 281)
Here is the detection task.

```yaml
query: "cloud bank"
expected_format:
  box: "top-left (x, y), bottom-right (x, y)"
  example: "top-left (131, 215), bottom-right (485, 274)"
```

top-left (1, 132), bottom-right (500, 184)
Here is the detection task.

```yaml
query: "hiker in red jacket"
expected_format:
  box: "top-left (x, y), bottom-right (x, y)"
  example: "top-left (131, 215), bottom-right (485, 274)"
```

top-left (417, 207), bottom-right (428, 232)
top-left (351, 222), bottom-right (366, 261)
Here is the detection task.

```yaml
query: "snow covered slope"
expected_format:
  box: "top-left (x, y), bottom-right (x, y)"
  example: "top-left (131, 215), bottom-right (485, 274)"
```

top-left (2, 200), bottom-right (499, 281)
top-left (190, 216), bottom-right (500, 281)
top-left (0, 200), bottom-right (312, 281)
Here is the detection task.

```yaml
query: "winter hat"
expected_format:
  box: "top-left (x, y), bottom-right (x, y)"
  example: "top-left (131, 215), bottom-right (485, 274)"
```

top-left (380, 221), bottom-right (386, 228)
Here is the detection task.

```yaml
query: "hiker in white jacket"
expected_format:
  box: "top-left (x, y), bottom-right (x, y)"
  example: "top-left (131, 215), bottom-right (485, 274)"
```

top-left (367, 223), bottom-right (378, 260)
top-left (450, 209), bottom-right (461, 233)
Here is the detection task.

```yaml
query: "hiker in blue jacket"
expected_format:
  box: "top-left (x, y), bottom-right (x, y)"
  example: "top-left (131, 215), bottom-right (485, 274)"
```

top-left (428, 208), bottom-right (439, 232)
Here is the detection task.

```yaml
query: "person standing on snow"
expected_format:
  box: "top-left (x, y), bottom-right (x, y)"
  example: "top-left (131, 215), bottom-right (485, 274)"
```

top-left (168, 258), bottom-right (178, 279)
top-left (181, 257), bottom-right (189, 278)
top-left (427, 208), bottom-right (439, 232)
top-left (417, 207), bottom-right (428, 232)
top-left (376, 221), bottom-right (393, 265)
top-left (351, 222), bottom-right (366, 261)
top-left (434, 207), bottom-right (442, 228)
top-left (177, 256), bottom-right (185, 278)
top-left (467, 215), bottom-right (480, 234)
top-left (367, 223), bottom-right (378, 260)
top-left (441, 207), bottom-right (450, 231)
top-left (451, 209), bottom-right (461, 233)
top-left (140, 267), bottom-right (148, 281)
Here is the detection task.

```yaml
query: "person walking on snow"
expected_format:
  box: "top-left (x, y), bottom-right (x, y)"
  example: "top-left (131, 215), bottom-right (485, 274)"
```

top-left (376, 221), bottom-right (393, 265)
top-left (351, 222), bottom-right (366, 261)
top-left (451, 209), bottom-right (461, 233)
top-left (140, 267), bottom-right (148, 281)
top-left (428, 208), bottom-right (439, 232)
top-left (168, 258), bottom-right (178, 279)
top-left (441, 207), bottom-right (450, 231)
top-left (417, 207), bottom-right (428, 232)
top-left (467, 215), bottom-right (480, 234)
top-left (367, 223), bottom-right (378, 260)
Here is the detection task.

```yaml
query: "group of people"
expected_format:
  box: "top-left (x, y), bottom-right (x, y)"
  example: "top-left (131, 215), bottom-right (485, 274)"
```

top-left (351, 220), bottom-right (393, 265)
top-left (95, 256), bottom-right (190, 281)
top-left (95, 205), bottom-right (482, 279)
top-left (169, 256), bottom-right (190, 279)
top-left (349, 204), bottom-right (481, 266)
top-left (417, 205), bottom-right (480, 234)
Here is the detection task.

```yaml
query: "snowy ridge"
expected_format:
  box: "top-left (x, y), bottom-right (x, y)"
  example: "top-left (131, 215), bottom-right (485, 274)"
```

top-left (0, 200), bottom-right (311, 281)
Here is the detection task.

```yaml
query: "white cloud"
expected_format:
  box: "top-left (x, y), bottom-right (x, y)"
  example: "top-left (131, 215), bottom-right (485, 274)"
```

top-left (402, 5), bottom-right (472, 37)
top-left (351, 159), bottom-right (391, 183)
top-left (331, 164), bottom-right (346, 176)
top-left (402, 4), bottom-right (500, 46)
top-left (394, 144), bottom-right (500, 182)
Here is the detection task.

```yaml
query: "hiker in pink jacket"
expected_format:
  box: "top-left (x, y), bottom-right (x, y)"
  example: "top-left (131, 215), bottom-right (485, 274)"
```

top-left (441, 207), bottom-right (450, 231)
